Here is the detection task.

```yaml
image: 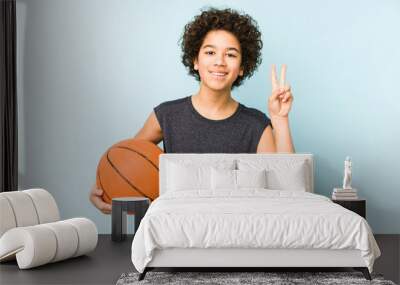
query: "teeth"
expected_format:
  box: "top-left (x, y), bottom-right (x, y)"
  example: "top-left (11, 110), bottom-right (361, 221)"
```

top-left (211, 72), bottom-right (227, 76)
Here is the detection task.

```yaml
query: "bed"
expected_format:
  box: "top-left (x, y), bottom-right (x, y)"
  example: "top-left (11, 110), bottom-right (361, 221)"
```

top-left (131, 153), bottom-right (381, 281)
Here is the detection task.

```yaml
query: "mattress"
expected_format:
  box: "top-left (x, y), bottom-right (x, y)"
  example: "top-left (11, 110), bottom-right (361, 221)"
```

top-left (131, 189), bottom-right (381, 273)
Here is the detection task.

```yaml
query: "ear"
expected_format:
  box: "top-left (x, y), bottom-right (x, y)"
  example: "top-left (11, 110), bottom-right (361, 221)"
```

top-left (193, 58), bottom-right (199, 71)
top-left (239, 67), bottom-right (244, 77)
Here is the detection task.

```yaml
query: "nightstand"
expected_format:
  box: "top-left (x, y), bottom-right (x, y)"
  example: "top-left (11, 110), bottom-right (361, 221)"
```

top-left (111, 197), bottom-right (150, 242)
top-left (332, 198), bottom-right (366, 219)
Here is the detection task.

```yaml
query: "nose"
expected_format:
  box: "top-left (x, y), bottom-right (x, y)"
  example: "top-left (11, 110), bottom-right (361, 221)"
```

top-left (214, 53), bottom-right (226, 66)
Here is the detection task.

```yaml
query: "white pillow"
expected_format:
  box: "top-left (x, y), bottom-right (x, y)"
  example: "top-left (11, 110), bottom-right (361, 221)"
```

top-left (236, 169), bottom-right (267, 188)
top-left (167, 162), bottom-right (210, 191)
top-left (166, 160), bottom-right (236, 191)
top-left (237, 159), bottom-right (308, 191)
top-left (211, 168), bottom-right (236, 190)
top-left (211, 168), bottom-right (268, 190)
top-left (266, 161), bottom-right (307, 191)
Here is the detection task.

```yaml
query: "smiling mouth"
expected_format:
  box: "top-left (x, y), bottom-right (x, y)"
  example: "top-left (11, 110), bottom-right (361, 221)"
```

top-left (209, 71), bottom-right (228, 77)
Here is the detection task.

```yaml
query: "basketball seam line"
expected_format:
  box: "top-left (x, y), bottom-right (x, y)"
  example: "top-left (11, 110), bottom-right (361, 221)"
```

top-left (114, 146), bottom-right (159, 170)
top-left (105, 150), bottom-right (150, 199)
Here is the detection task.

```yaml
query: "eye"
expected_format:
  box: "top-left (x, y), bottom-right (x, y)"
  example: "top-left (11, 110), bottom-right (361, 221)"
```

top-left (205, 51), bottom-right (215, 55)
top-left (227, 53), bottom-right (237, 58)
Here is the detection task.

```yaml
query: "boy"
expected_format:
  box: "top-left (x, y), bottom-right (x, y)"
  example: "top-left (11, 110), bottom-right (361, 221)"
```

top-left (90, 7), bottom-right (294, 213)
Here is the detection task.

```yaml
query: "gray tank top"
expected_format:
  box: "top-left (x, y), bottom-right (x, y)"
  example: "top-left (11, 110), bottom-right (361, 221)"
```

top-left (154, 96), bottom-right (272, 153)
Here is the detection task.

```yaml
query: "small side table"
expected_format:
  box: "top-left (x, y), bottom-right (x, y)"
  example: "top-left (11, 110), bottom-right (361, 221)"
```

top-left (112, 197), bottom-right (150, 242)
top-left (332, 198), bottom-right (366, 219)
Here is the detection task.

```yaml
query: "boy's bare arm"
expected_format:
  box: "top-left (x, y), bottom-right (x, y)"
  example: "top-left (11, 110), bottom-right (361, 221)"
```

top-left (257, 125), bottom-right (277, 153)
top-left (271, 117), bottom-right (295, 153)
top-left (134, 111), bottom-right (163, 144)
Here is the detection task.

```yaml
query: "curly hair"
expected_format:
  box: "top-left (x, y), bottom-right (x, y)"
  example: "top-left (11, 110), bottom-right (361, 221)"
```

top-left (180, 7), bottom-right (263, 89)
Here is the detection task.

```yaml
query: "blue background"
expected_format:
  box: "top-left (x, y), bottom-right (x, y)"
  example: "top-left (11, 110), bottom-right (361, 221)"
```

top-left (16, 0), bottom-right (400, 233)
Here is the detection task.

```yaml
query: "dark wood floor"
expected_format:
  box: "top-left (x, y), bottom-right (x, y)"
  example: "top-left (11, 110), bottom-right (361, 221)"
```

top-left (0, 234), bottom-right (398, 285)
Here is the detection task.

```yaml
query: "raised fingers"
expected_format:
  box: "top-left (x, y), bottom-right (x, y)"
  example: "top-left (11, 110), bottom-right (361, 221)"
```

top-left (271, 64), bottom-right (288, 91)
top-left (271, 64), bottom-right (279, 90)
top-left (280, 64), bottom-right (287, 88)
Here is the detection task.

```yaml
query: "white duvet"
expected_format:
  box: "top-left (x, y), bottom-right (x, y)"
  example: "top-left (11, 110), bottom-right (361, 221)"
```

top-left (131, 190), bottom-right (381, 273)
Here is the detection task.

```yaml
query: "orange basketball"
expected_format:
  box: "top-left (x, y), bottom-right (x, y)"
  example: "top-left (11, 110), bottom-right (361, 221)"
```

top-left (96, 138), bottom-right (163, 203)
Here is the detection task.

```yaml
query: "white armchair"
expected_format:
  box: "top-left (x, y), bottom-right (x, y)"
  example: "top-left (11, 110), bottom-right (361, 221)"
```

top-left (0, 188), bottom-right (98, 269)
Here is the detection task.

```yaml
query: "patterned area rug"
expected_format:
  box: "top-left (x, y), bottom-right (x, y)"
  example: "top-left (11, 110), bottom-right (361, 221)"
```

top-left (116, 271), bottom-right (396, 285)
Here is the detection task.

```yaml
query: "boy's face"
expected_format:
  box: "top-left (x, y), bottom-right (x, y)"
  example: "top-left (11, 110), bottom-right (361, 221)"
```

top-left (194, 30), bottom-right (244, 92)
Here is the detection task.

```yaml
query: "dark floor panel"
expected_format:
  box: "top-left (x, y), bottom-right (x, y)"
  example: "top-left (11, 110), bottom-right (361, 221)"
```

top-left (0, 234), bottom-right (398, 285)
top-left (373, 234), bottom-right (400, 284)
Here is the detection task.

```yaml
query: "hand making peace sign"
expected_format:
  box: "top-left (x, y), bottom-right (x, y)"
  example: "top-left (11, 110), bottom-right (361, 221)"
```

top-left (268, 64), bottom-right (293, 119)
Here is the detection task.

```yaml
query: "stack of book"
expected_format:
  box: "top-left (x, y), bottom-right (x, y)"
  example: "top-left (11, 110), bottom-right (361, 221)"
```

top-left (332, 188), bottom-right (358, 200)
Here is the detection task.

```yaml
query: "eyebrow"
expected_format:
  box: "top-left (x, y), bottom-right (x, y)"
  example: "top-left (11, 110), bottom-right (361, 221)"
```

top-left (202, 44), bottom-right (240, 53)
